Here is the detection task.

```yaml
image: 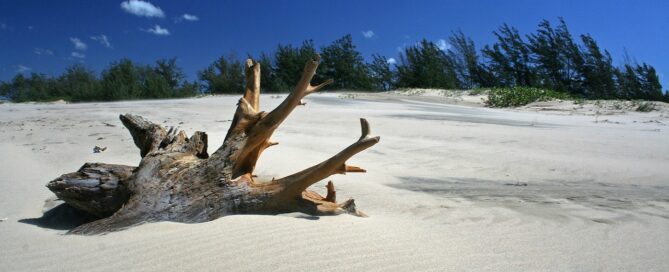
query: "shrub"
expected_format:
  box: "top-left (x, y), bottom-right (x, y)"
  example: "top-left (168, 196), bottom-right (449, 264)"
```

top-left (635, 101), bottom-right (657, 112)
top-left (485, 86), bottom-right (570, 107)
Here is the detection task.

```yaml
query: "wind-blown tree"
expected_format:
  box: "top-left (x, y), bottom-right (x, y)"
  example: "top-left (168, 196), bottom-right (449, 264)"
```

top-left (199, 55), bottom-right (245, 94)
top-left (616, 64), bottom-right (640, 99)
top-left (448, 30), bottom-right (484, 89)
top-left (368, 54), bottom-right (395, 91)
top-left (396, 39), bottom-right (460, 89)
top-left (319, 34), bottom-right (372, 90)
top-left (634, 63), bottom-right (663, 100)
top-left (527, 19), bottom-right (580, 93)
top-left (577, 34), bottom-right (616, 98)
top-left (481, 24), bottom-right (534, 87)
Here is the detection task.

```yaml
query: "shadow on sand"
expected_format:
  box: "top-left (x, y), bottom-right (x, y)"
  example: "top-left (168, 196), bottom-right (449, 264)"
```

top-left (19, 201), bottom-right (98, 231)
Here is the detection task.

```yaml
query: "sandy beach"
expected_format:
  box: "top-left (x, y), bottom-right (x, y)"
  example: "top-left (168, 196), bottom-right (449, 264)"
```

top-left (1, 92), bottom-right (668, 271)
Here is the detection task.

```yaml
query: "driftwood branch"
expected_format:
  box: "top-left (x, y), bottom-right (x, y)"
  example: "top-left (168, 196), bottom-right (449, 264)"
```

top-left (46, 54), bottom-right (379, 234)
top-left (272, 119), bottom-right (379, 201)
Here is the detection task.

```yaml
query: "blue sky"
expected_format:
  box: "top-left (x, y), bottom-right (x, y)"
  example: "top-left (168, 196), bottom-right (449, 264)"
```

top-left (1, 0), bottom-right (667, 89)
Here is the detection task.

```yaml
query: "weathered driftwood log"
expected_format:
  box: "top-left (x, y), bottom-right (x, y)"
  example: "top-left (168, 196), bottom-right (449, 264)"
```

top-left (47, 163), bottom-right (135, 217)
top-left (46, 55), bottom-right (380, 234)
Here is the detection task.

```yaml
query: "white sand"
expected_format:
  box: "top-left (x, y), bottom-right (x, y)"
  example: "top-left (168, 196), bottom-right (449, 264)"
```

top-left (1, 93), bottom-right (668, 271)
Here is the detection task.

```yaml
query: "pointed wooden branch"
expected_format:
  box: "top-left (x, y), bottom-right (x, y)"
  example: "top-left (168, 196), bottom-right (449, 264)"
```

top-left (272, 118), bottom-right (380, 199)
top-left (119, 114), bottom-right (167, 157)
top-left (243, 59), bottom-right (261, 111)
top-left (120, 114), bottom-right (208, 159)
top-left (257, 54), bottom-right (332, 131)
top-left (324, 181), bottom-right (336, 202)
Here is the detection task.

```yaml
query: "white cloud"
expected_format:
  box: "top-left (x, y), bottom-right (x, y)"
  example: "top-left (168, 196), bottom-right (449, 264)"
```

top-left (146, 25), bottom-right (170, 36)
top-left (90, 34), bottom-right (112, 48)
top-left (182, 14), bottom-right (199, 21)
top-left (70, 37), bottom-right (87, 50)
top-left (362, 30), bottom-right (375, 39)
top-left (16, 65), bottom-right (32, 73)
top-left (121, 0), bottom-right (165, 18)
top-left (387, 58), bottom-right (397, 65)
top-left (436, 39), bottom-right (451, 51)
top-left (34, 48), bottom-right (54, 56)
top-left (71, 52), bottom-right (86, 59)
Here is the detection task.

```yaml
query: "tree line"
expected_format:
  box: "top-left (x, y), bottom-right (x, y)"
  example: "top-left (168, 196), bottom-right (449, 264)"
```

top-left (0, 58), bottom-right (198, 102)
top-left (1, 18), bottom-right (667, 102)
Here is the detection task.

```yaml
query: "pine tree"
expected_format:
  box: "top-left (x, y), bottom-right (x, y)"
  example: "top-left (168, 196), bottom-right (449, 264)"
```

top-left (101, 59), bottom-right (144, 100)
top-left (154, 58), bottom-right (185, 90)
top-left (273, 40), bottom-right (318, 92)
top-left (482, 24), bottom-right (534, 87)
top-left (58, 64), bottom-right (100, 101)
top-left (368, 54), bottom-right (395, 91)
top-left (448, 30), bottom-right (482, 89)
top-left (319, 34), bottom-right (372, 90)
top-left (527, 19), bottom-right (572, 92)
top-left (635, 63), bottom-right (663, 100)
top-left (198, 55), bottom-right (245, 94)
top-left (577, 34), bottom-right (616, 98)
top-left (396, 39), bottom-right (459, 89)
top-left (615, 64), bottom-right (642, 99)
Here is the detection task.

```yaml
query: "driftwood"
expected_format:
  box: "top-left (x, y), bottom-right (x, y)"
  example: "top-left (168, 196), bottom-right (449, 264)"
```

top-left (46, 55), bottom-right (380, 234)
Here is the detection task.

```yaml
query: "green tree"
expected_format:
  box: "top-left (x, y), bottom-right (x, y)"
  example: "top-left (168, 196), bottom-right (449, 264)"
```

top-left (319, 34), bottom-right (372, 90)
top-left (396, 39), bottom-right (460, 89)
top-left (525, 18), bottom-right (582, 95)
top-left (139, 65), bottom-right (171, 98)
top-left (615, 64), bottom-right (641, 99)
top-left (0, 81), bottom-right (10, 98)
top-left (577, 34), bottom-right (616, 98)
top-left (448, 30), bottom-right (483, 89)
top-left (155, 58), bottom-right (185, 90)
top-left (368, 54), bottom-right (395, 91)
top-left (273, 40), bottom-right (318, 92)
top-left (482, 24), bottom-right (534, 87)
top-left (635, 63), bottom-right (663, 100)
top-left (58, 64), bottom-right (100, 101)
top-left (101, 59), bottom-right (143, 100)
top-left (199, 55), bottom-right (245, 94)
top-left (9, 73), bottom-right (59, 102)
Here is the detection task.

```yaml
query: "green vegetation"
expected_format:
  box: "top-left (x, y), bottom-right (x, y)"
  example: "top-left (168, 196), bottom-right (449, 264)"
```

top-left (1, 59), bottom-right (198, 102)
top-left (485, 87), bottom-right (571, 107)
top-left (1, 18), bottom-right (667, 104)
top-left (635, 101), bottom-right (657, 112)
